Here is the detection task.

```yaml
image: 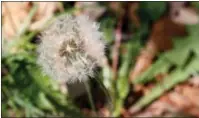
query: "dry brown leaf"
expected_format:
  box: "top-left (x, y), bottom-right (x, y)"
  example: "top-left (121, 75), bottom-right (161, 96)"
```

top-left (188, 76), bottom-right (199, 87)
top-left (129, 16), bottom-right (187, 81)
top-left (2, 2), bottom-right (62, 39)
top-left (169, 2), bottom-right (199, 25)
top-left (185, 107), bottom-right (199, 117)
top-left (179, 85), bottom-right (199, 107)
top-left (134, 82), bottom-right (199, 117)
top-left (170, 2), bottom-right (186, 9)
top-left (82, 108), bottom-right (92, 117)
top-left (135, 82), bottom-right (156, 96)
top-left (135, 95), bottom-right (178, 117)
top-left (172, 84), bottom-right (199, 117)
top-left (30, 2), bottom-right (63, 31)
top-left (98, 107), bottom-right (110, 117)
top-left (109, 2), bottom-right (125, 18)
top-left (127, 2), bottom-right (140, 28)
top-left (134, 84), bottom-right (145, 93)
top-left (171, 8), bottom-right (199, 25)
top-left (150, 16), bottom-right (187, 51)
top-left (2, 2), bottom-right (31, 38)
top-left (74, 2), bottom-right (106, 21)
top-left (129, 40), bottom-right (157, 81)
top-left (168, 92), bottom-right (192, 108)
top-left (121, 108), bottom-right (131, 117)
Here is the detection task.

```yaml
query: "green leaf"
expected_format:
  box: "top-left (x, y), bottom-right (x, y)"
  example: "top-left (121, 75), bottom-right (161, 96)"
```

top-left (100, 17), bottom-right (116, 43)
top-left (187, 23), bottom-right (199, 36)
top-left (17, 4), bottom-right (38, 36)
top-left (133, 23), bottom-right (199, 85)
top-left (139, 2), bottom-right (166, 21)
top-left (192, 2), bottom-right (199, 11)
top-left (12, 92), bottom-right (44, 117)
top-left (163, 47), bottom-right (190, 66)
top-left (102, 64), bottom-right (113, 90)
top-left (132, 69), bottom-right (189, 112)
top-left (36, 92), bottom-right (54, 111)
top-left (185, 57), bottom-right (199, 73)
top-left (133, 57), bottom-right (171, 84)
top-left (116, 76), bottom-right (129, 99)
top-left (112, 98), bottom-right (123, 117)
top-left (131, 57), bottom-right (199, 112)
top-left (30, 68), bottom-right (68, 106)
top-left (114, 40), bottom-right (141, 116)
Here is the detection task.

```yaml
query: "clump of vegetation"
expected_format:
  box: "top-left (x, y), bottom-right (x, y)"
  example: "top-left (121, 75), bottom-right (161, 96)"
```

top-left (2, 2), bottom-right (199, 117)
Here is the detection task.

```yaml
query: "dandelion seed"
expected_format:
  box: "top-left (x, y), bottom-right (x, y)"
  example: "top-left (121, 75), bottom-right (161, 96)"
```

top-left (37, 14), bottom-right (105, 83)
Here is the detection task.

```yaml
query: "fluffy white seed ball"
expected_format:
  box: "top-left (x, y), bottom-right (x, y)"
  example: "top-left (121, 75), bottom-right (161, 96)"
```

top-left (37, 14), bottom-right (105, 83)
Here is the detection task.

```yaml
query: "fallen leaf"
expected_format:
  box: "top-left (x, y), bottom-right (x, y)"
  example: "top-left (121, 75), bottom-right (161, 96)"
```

top-left (127, 2), bottom-right (140, 28)
top-left (169, 2), bottom-right (199, 25)
top-left (150, 16), bottom-right (187, 51)
top-left (168, 92), bottom-right (191, 108)
top-left (109, 2), bottom-right (125, 17)
top-left (133, 83), bottom-right (199, 117)
top-left (134, 95), bottom-right (178, 117)
top-left (30, 2), bottom-right (63, 31)
top-left (130, 16), bottom-right (187, 81)
top-left (2, 2), bottom-right (62, 39)
top-left (130, 40), bottom-right (157, 81)
top-left (170, 2), bottom-right (186, 9)
top-left (188, 76), bottom-right (199, 87)
top-left (179, 85), bottom-right (199, 107)
top-left (98, 107), bottom-right (110, 117)
top-left (74, 2), bottom-right (106, 21)
top-left (2, 2), bottom-right (31, 38)
top-left (121, 108), bottom-right (131, 117)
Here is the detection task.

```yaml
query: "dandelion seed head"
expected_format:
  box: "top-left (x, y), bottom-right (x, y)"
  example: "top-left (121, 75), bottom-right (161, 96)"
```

top-left (37, 14), bottom-right (105, 83)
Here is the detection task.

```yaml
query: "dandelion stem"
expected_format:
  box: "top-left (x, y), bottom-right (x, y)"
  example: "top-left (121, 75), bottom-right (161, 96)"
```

top-left (83, 81), bottom-right (97, 116)
top-left (94, 77), bottom-right (113, 113)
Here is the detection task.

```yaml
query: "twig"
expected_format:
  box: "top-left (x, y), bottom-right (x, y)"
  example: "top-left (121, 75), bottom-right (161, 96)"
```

top-left (112, 19), bottom-right (123, 80)
top-left (129, 39), bottom-right (158, 81)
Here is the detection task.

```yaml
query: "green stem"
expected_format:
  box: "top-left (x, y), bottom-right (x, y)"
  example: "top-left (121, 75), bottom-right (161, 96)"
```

top-left (17, 3), bottom-right (38, 37)
top-left (83, 81), bottom-right (97, 116)
top-left (94, 77), bottom-right (113, 112)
